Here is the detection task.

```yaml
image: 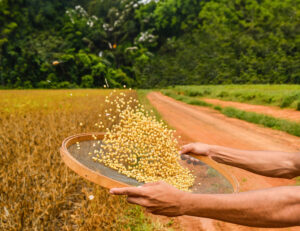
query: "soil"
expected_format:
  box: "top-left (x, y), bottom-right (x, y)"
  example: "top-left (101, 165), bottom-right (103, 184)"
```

top-left (147, 92), bottom-right (300, 231)
top-left (203, 98), bottom-right (300, 122)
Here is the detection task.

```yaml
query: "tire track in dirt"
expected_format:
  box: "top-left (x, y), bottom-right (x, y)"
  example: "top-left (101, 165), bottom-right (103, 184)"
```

top-left (147, 92), bottom-right (300, 231)
top-left (203, 98), bottom-right (300, 122)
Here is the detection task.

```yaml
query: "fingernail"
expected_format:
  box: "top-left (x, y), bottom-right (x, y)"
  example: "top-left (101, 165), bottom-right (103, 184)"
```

top-left (109, 189), bottom-right (115, 194)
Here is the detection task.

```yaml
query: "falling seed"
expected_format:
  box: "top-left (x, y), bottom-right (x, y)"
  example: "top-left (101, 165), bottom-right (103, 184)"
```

top-left (90, 91), bottom-right (195, 191)
top-left (52, 60), bottom-right (60, 65)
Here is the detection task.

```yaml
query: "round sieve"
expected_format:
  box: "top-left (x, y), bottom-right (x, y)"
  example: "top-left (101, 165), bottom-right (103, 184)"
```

top-left (60, 133), bottom-right (239, 193)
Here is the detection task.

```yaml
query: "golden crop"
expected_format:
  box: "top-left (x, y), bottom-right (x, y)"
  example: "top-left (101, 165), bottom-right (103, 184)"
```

top-left (91, 91), bottom-right (194, 191)
top-left (0, 90), bottom-right (174, 231)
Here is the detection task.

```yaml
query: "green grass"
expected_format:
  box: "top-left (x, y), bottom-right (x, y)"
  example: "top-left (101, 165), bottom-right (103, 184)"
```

top-left (170, 85), bottom-right (300, 110)
top-left (124, 206), bottom-right (174, 231)
top-left (162, 90), bottom-right (213, 107)
top-left (221, 107), bottom-right (300, 137)
top-left (137, 90), bottom-right (173, 129)
top-left (162, 90), bottom-right (300, 137)
top-left (136, 90), bottom-right (163, 121)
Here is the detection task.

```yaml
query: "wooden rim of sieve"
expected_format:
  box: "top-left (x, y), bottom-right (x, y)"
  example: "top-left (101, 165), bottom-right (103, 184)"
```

top-left (60, 132), bottom-right (130, 189)
top-left (60, 133), bottom-right (239, 192)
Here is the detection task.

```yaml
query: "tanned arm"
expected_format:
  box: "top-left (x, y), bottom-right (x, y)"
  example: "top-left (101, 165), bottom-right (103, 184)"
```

top-left (180, 143), bottom-right (300, 179)
top-left (110, 182), bottom-right (300, 227)
top-left (183, 185), bottom-right (300, 227)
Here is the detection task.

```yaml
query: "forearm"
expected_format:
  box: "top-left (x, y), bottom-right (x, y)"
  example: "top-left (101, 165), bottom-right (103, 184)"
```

top-left (208, 146), bottom-right (300, 178)
top-left (182, 186), bottom-right (300, 227)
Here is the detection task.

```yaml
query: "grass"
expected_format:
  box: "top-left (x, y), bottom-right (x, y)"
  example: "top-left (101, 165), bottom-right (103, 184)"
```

top-left (0, 89), bottom-right (173, 231)
top-left (137, 90), bottom-right (173, 129)
top-left (161, 90), bottom-right (300, 137)
top-left (136, 90), bottom-right (163, 121)
top-left (162, 90), bottom-right (213, 107)
top-left (170, 85), bottom-right (300, 110)
top-left (220, 107), bottom-right (300, 137)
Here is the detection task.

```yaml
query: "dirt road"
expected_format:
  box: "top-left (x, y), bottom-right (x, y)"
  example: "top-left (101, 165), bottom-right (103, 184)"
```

top-left (147, 92), bottom-right (300, 231)
top-left (203, 98), bottom-right (300, 122)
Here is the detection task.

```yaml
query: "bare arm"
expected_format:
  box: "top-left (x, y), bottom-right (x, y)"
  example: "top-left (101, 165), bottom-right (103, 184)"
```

top-left (181, 143), bottom-right (300, 178)
top-left (183, 185), bottom-right (300, 227)
top-left (110, 182), bottom-right (300, 227)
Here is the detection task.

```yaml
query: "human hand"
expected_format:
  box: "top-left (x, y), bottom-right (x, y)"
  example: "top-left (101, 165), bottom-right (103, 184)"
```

top-left (180, 142), bottom-right (212, 164)
top-left (109, 181), bottom-right (188, 216)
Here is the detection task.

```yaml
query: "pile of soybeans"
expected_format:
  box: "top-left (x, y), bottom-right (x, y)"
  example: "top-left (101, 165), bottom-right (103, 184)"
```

top-left (91, 91), bottom-right (195, 191)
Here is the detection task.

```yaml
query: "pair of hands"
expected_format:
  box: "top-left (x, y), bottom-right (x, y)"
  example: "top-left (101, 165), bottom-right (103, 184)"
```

top-left (109, 142), bottom-right (211, 216)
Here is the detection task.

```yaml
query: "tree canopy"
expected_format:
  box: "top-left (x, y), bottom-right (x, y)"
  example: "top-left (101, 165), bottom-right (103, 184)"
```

top-left (0, 0), bottom-right (299, 88)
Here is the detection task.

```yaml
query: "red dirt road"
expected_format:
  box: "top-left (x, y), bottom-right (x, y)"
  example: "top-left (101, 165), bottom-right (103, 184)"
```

top-left (203, 98), bottom-right (300, 122)
top-left (147, 92), bottom-right (300, 231)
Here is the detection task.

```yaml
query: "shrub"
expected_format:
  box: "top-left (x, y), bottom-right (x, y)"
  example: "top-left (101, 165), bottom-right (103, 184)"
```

top-left (37, 80), bottom-right (51, 89)
top-left (57, 81), bottom-right (73, 89)
top-left (81, 75), bottom-right (94, 88)
top-left (23, 81), bottom-right (33, 89)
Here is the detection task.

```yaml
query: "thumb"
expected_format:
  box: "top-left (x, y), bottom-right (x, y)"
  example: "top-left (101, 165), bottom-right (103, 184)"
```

top-left (180, 144), bottom-right (194, 154)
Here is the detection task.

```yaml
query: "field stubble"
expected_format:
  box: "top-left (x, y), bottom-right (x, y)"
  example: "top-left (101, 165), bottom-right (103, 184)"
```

top-left (0, 90), bottom-right (172, 231)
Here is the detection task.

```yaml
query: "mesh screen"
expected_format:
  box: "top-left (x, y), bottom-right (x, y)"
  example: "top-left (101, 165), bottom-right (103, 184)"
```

top-left (68, 140), bottom-right (234, 193)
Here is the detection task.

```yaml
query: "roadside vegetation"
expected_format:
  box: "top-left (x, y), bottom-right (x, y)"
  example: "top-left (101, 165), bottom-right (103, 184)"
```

top-left (137, 90), bottom-right (163, 121)
top-left (0, 89), bottom-right (173, 230)
top-left (169, 85), bottom-right (300, 111)
top-left (161, 90), bottom-right (300, 138)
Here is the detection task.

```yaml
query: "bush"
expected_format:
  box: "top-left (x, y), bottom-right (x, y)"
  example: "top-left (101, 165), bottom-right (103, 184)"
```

top-left (57, 81), bottom-right (73, 89)
top-left (37, 80), bottom-right (51, 89)
top-left (81, 75), bottom-right (94, 88)
top-left (23, 81), bottom-right (33, 89)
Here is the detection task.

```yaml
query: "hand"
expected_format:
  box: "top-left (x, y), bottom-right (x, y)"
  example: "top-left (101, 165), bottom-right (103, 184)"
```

top-left (109, 181), bottom-right (188, 216)
top-left (180, 142), bottom-right (212, 164)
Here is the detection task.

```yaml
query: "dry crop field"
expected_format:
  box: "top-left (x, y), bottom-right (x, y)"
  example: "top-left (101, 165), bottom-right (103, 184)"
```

top-left (0, 90), bottom-right (172, 231)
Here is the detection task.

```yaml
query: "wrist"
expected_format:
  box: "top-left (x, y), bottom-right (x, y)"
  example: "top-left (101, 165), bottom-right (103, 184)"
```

top-left (179, 192), bottom-right (201, 216)
top-left (207, 145), bottom-right (218, 157)
top-left (178, 192), bottom-right (191, 215)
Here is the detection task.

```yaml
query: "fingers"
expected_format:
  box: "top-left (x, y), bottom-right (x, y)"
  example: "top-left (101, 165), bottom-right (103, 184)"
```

top-left (180, 154), bottom-right (188, 160)
top-left (181, 153), bottom-right (202, 165)
top-left (179, 143), bottom-right (194, 155)
top-left (109, 186), bottom-right (144, 196)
